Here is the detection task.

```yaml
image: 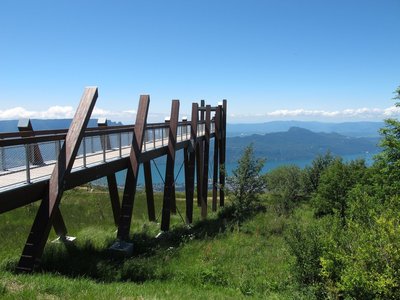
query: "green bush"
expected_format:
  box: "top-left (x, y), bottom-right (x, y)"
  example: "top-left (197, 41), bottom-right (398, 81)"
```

top-left (265, 165), bottom-right (303, 214)
top-left (319, 195), bottom-right (400, 299)
top-left (227, 144), bottom-right (266, 223)
top-left (0, 282), bottom-right (6, 296)
top-left (285, 222), bottom-right (324, 285)
top-left (302, 152), bottom-right (335, 197)
top-left (313, 158), bottom-right (367, 224)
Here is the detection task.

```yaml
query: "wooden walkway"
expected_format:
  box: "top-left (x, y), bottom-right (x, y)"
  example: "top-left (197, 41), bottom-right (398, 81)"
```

top-left (0, 87), bottom-right (227, 273)
top-left (0, 130), bottom-right (205, 192)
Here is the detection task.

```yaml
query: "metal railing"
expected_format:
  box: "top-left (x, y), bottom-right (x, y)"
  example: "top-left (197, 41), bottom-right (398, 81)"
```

top-left (0, 121), bottom-right (214, 189)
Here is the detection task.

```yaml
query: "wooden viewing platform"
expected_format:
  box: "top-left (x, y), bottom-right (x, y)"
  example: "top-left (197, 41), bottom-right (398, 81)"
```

top-left (0, 87), bottom-right (227, 273)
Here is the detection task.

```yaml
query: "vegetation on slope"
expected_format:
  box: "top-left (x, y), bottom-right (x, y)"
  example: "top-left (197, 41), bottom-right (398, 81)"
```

top-left (1, 87), bottom-right (400, 299)
top-left (0, 188), bottom-right (315, 299)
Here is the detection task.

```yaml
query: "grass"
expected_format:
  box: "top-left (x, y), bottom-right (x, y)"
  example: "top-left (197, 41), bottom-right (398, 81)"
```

top-left (0, 187), bottom-right (315, 299)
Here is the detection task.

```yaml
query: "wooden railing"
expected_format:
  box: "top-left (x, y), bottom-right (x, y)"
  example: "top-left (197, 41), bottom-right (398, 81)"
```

top-left (0, 87), bottom-right (227, 273)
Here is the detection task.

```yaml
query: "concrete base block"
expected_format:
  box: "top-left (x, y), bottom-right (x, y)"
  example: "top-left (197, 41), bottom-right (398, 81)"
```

top-left (155, 231), bottom-right (166, 239)
top-left (108, 240), bottom-right (134, 257)
top-left (52, 236), bottom-right (76, 244)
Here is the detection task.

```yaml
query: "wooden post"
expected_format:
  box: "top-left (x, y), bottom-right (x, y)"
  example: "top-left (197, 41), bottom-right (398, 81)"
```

top-left (98, 120), bottom-right (121, 227)
top-left (161, 100), bottom-right (179, 231)
top-left (16, 87), bottom-right (98, 273)
top-left (212, 107), bottom-right (220, 211)
top-left (18, 119), bottom-right (44, 165)
top-left (171, 181), bottom-right (176, 214)
top-left (219, 100), bottom-right (227, 206)
top-left (201, 105), bottom-right (211, 219)
top-left (117, 95), bottom-right (150, 241)
top-left (184, 103), bottom-right (198, 224)
top-left (107, 174), bottom-right (121, 226)
top-left (98, 118), bottom-right (111, 150)
top-left (143, 160), bottom-right (156, 222)
top-left (164, 118), bottom-right (177, 215)
top-left (18, 119), bottom-right (67, 236)
top-left (196, 100), bottom-right (205, 207)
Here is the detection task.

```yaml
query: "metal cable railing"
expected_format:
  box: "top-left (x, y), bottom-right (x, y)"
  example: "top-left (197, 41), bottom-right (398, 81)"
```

top-left (0, 121), bottom-right (215, 189)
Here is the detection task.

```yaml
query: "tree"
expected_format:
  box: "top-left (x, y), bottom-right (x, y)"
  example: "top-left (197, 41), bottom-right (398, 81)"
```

top-left (265, 165), bottom-right (303, 214)
top-left (375, 86), bottom-right (400, 195)
top-left (313, 158), bottom-right (367, 224)
top-left (301, 152), bottom-right (335, 197)
top-left (227, 144), bottom-right (266, 222)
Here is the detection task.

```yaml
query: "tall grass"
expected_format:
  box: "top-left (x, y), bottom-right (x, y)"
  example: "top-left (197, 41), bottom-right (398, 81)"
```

top-left (0, 187), bottom-right (315, 299)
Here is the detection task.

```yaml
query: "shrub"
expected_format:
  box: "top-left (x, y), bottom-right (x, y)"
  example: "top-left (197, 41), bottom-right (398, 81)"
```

top-left (265, 165), bottom-right (303, 214)
top-left (313, 158), bottom-right (367, 224)
top-left (285, 222), bottom-right (324, 285)
top-left (227, 144), bottom-right (266, 223)
top-left (302, 152), bottom-right (335, 197)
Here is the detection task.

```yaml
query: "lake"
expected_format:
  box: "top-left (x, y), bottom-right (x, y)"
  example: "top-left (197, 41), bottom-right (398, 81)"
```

top-left (92, 150), bottom-right (379, 190)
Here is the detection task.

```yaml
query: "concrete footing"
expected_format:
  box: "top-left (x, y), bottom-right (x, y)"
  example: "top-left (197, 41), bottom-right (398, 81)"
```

top-left (51, 236), bottom-right (76, 244)
top-left (108, 240), bottom-right (134, 257)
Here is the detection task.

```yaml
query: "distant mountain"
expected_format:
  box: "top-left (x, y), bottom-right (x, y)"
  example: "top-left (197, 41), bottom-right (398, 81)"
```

top-left (226, 127), bottom-right (380, 163)
top-left (1, 119), bottom-right (385, 138)
top-left (0, 119), bottom-right (123, 132)
top-left (227, 121), bottom-right (385, 138)
top-left (0, 119), bottom-right (381, 165)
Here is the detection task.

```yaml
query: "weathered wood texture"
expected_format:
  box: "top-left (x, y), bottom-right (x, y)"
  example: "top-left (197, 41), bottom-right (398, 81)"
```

top-left (143, 160), bottom-right (156, 222)
top-left (184, 103), bottom-right (198, 224)
top-left (161, 100), bottom-right (180, 231)
top-left (4, 91), bottom-right (226, 273)
top-left (16, 87), bottom-right (98, 273)
top-left (212, 106), bottom-right (220, 211)
top-left (219, 100), bottom-right (227, 206)
top-left (201, 105), bottom-right (211, 219)
top-left (117, 95), bottom-right (150, 240)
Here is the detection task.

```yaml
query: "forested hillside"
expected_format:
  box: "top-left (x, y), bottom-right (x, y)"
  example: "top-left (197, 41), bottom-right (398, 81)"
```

top-left (228, 121), bottom-right (384, 138)
top-left (0, 92), bottom-right (398, 299)
top-left (227, 127), bottom-right (379, 163)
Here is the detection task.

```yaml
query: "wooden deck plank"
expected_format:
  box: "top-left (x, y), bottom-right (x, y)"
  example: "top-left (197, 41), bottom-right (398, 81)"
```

top-left (0, 128), bottom-right (206, 192)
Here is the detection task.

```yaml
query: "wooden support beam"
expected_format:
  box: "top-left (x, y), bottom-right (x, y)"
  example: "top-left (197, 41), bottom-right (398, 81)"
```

top-left (16, 87), bottom-right (98, 273)
top-left (201, 105), bottom-right (211, 219)
top-left (18, 119), bottom-right (44, 165)
top-left (99, 121), bottom-right (121, 227)
top-left (196, 100), bottom-right (205, 207)
top-left (52, 207), bottom-right (68, 236)
top-left (117, 95), bottom-right (150, 241)
top-left (107, 174), bottom-right (121, 226)
top-left (161, 100), bottom-right (179, 231)
top-left (18, 120), bottom-right (67, 236)
top-left (195, 143), bottom-right (203, 207)
top-left (183, 147), bottom-right (191, 223)
top-left (184, 103), bottom-right (198, 224)
top-left (171, 184), bottom-right (176, 214)
top-left (143, 161), bottom-right (156, 222)
top-left (219, 100), bottom-right (227, 206)
top-left (212, 107), bottom-right (220, 212)
top-left (98, 119), bottom-right (112, 150)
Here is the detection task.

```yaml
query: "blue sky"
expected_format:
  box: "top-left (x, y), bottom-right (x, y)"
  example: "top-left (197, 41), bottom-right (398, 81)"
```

top-left (0, 0), bottom-right (399, 123)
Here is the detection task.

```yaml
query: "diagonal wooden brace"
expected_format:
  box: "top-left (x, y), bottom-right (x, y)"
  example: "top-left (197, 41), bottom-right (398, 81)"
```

top-left (16, 87), bottom-right (98, 273)
top-left (161, 100), bottom-right (180, 231)
top-left (117, 95), bottom-right (150, 241)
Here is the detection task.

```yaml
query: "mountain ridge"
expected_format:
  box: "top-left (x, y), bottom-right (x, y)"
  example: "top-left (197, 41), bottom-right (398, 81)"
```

top-left (227, 120), bottom-right (384, 138)
top-left (226, 126), bottom-right (380, 163)
top-left (0, 119), bottom-right (123, 132)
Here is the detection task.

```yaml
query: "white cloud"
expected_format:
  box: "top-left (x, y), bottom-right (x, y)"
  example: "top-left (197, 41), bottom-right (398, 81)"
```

top-left (0, 106), bottom-right (75, 119)
top-left (230, 106), bottom-right (400, 120)
top-left (2, 105), bottom-right (400, 123)
top-left (0, 105), bottom-right (140, 121)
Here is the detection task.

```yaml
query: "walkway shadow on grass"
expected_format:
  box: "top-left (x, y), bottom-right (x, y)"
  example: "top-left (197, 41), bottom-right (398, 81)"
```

top-left (9, 206), bottom-right (249, 282)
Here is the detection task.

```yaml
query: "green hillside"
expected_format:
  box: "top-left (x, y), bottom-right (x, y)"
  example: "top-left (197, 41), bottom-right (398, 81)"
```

top-left (1, 90), bottom-right (399, 299)
top-left (227, 127), bottom-right (380, 163)
top-left (0, 188), bottom-right (312, 299)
